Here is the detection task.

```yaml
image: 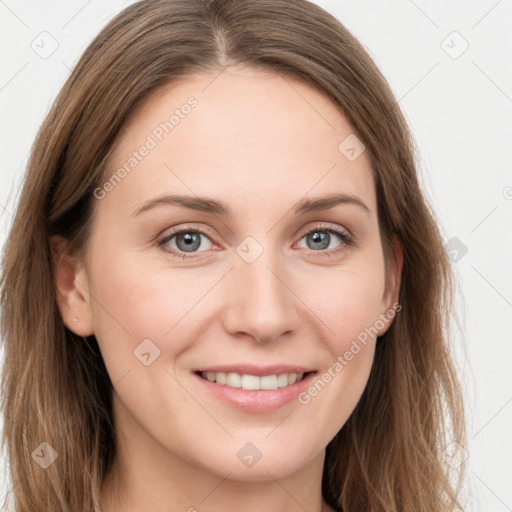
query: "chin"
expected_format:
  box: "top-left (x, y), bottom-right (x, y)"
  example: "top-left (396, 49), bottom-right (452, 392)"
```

top-left (194, 439), bottom-right (319, 482)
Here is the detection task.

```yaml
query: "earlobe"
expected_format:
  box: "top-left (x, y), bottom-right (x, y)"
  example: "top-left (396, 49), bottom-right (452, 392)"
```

top-left (50, 235), bottom-right (94, 337)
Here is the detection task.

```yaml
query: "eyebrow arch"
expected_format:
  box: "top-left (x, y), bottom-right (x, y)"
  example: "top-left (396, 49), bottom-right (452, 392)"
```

top-left (130, 192), bottom-right (370, 219)
top-left (131, 194), bottom-right (232, 218)
top-left (294, 193), bottom-right (370, 216)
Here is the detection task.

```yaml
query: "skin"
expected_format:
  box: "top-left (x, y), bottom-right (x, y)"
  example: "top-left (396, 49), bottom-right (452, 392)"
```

top-left (51, 65), bottom-right (402, 512)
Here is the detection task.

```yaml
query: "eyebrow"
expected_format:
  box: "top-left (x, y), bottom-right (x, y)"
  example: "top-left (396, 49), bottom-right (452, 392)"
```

top-left (130, 192), bottom-right (371, 218)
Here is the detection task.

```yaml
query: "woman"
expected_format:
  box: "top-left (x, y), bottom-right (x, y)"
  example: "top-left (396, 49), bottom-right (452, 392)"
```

top-left (0, 0), bottom-right (468, 510)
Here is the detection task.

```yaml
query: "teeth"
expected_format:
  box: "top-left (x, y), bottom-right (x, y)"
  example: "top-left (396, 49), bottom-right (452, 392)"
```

top-left (277, 373), bottom-right (289, 387)
top-left (260, 375), bottom-right (278, 390)
top-left (201, 371), bottom-right (306, 390)
top-left (226, 372), bottom-right (242, 388)
top-left (241, 374), bottom-right (260, 390)
top-left (216, 372), bottom-right (227, 385)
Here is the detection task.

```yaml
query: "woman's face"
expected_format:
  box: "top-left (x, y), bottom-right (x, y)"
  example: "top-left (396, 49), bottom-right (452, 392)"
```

top-left (61, 66), bottom-right (401, 481)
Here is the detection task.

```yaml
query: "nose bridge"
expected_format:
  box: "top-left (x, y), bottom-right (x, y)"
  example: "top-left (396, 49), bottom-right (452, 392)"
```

top-left (222, 241), bottom-right (297, 343)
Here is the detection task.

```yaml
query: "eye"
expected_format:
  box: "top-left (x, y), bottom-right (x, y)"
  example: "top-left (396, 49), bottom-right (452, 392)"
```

top-left (296, 223), bottom-right (355, 257)
top-left (157, 223), bottom-right (355, 260)
top-left (158, 226), bottom-right (215, 259)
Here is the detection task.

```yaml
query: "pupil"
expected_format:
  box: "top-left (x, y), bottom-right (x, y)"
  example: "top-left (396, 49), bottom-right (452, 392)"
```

top-left (309, 231), bottom-right (329, 250)
top-left (178, 232), bottom-right (201, 252)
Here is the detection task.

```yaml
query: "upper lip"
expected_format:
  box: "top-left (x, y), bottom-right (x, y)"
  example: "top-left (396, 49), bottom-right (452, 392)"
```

top-left (193, 364), bottom-right (317, 377)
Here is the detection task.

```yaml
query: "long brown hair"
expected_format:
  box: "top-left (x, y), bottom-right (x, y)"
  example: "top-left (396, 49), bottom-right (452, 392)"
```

top-left (0, 0), bottom-right (468, 510)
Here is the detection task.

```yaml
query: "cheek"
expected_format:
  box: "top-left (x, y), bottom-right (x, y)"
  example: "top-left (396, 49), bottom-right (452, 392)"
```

top-left (86, 246), bottom-right (223, 370)
top-left (290, 256), bottom-right (386, 414)
top-left (298, 255), bottom-right (387, 352)
top-left (293, 272), bottom-right (384, 440)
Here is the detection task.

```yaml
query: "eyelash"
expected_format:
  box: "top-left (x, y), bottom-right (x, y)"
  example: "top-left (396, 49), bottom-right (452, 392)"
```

top-left (157, 222), bottom-right (355, 260)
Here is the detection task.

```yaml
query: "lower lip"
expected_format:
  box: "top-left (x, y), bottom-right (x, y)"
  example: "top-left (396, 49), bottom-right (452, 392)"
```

top-left (192, 372), bottom-right (317, 413)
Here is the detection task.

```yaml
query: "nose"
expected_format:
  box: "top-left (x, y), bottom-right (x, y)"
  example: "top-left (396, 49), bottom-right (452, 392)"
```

top-left (221, 250), bottom-right (300, 345)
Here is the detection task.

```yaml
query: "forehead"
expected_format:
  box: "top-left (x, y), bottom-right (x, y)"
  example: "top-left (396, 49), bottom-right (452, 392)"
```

top-left (101, 67), bottom-right (376, 218)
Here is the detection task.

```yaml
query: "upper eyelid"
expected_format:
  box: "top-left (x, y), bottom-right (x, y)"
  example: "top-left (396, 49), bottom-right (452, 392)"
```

top-left (160, 224), bottom-right (216, 243)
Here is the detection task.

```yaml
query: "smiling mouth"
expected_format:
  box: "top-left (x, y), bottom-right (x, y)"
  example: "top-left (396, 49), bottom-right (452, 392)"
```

top-left (195, 370), bottom-right (316, 391)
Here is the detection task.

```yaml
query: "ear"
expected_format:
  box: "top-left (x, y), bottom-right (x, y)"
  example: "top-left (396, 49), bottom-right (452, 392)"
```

top-left (378, 234), bottom-right (403, 335)
top-left (50, 235), bottom-right (94, 337)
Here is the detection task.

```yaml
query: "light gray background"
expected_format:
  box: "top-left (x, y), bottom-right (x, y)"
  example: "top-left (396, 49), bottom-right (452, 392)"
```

top-left (0, 1), bottom-right (511, 510)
